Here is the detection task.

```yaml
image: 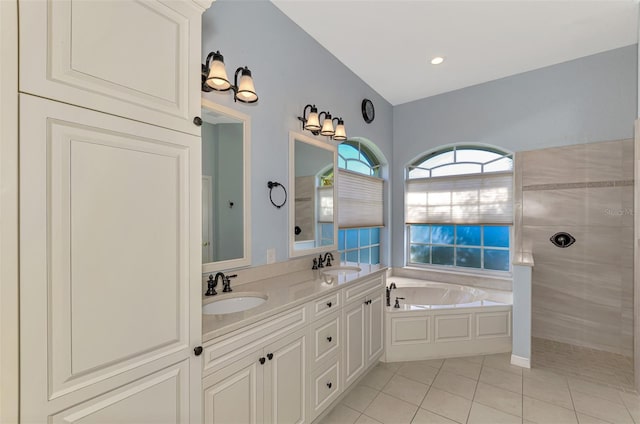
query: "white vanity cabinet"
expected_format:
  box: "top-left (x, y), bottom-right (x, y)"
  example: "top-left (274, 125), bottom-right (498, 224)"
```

top-left (202, 305), bottom-right (309, 424)
top-left (203, 328), bottom-right (307, 424)
top-left (343, 275), bottom-right (385, 388)
top-left (202, 271), bottom-right (386, 424)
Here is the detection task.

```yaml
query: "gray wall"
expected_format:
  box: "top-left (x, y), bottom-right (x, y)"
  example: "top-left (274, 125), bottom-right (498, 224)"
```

top-left (203, 0), bottom-right (393, 266)
top-left (392, 45), bottom-right (638, 267)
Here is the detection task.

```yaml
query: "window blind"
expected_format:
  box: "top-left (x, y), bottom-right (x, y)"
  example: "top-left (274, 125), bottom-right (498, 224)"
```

top-left (338, 170), bottom-right (384, 228)
top-left (405, 171), bottom-right (513, 224)
top-left (317, 186), bottom-right (333, 223)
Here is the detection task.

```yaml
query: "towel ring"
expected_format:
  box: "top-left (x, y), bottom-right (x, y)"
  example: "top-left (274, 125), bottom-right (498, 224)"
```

top-left (267, 181), bottom-right (287, 209)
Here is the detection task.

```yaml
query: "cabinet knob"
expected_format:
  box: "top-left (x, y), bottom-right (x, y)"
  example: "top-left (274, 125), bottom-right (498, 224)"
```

top-left (326, 336), bottom-right (332, 342)
top-left (194, 346), bottom-right (203, 356)
top-left (326, 301), bottom-right (332, 307)
top-left (259, 357), bottom-right (266, 365)
top-left (193, 116), bottom-right (203, 126)
top-left (267, 353), bottom-right (274, 360)
top-left (326, 382), bottom-right (332, 389)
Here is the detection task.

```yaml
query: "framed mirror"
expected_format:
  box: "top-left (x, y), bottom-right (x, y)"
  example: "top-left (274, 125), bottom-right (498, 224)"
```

top-left (289, 131), bottom-right (338, 257)
top-left (201, 99), bottom-right (251, 272)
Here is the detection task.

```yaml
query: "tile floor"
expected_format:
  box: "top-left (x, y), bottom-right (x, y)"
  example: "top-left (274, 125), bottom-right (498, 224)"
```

top-left (318, 352), bottom-right (640, 424)
top-left (532, 337), bottom-right (635, 392)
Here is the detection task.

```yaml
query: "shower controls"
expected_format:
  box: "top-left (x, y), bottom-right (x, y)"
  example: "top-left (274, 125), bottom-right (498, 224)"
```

top-left (550, 232), bottom-right (576, 248)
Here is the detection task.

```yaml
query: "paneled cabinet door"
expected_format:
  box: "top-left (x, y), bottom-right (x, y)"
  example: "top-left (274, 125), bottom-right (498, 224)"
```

top-left (263, 330), bottom-right (308, 424)
top-left (343, 300), bottom-right (366, 388)
top-left (367, 293), bottom-right (384, 364)
top-left (19, 94), bottom-right (202, 422)
top-left (19, 0), bottom-right (204, 135)
top-left (204, 352), bottom-right (264, 424)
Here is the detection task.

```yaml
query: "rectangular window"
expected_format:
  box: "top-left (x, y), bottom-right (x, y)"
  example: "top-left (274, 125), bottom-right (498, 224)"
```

top-left (408, 224), bottom-right (510, 272)
top-left (338, 227), bottom-right (381, 265)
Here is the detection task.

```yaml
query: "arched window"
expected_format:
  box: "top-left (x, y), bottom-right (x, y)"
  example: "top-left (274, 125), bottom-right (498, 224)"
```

top-left (405, 145), bottom-right (513, 272)
top-left (336, 139), bottom-right (385, 265)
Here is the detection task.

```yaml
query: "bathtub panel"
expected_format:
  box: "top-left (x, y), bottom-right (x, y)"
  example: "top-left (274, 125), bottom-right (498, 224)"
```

top-left (435, 314), bottom-right (472, 342)
top-left (391, 316), bottom-right (430, 344)
top-left (476, 311), bottom-right (511, 339)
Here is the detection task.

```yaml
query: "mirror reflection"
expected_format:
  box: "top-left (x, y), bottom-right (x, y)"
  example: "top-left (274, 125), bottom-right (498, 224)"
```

top-left (289, 132), bottom-right (337, 256)
top-left (201, 102), bottom-right (250, 270)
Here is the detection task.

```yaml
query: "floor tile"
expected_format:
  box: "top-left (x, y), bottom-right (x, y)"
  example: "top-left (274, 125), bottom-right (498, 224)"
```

top-left (618, 391), bottom-right (640, 423)
top-left (459, 355), bottom-right (485, 364)
top-left (342, 384), bottom-right (379, 413)
top-left (522, 367), bottom-right (568, 385)
top-left (523, 396), bottom-right (578, 424)
top-left (382, 374), bottom-right (429, 406)
top-left (363, 392), bottom-right (419, 424)
top-left (576, 413), bottom-right (613, 424)
top-left (376, 361), bottom-right (402, 373)
top-left (421, 387), bottom-right (472, 424)
top-left (474, 382), bottom-right (522, 417)
top-left (396, 361), bottom-right (441, 385)
top-left (320, 404), bottom-right (361, 424)
top-left (479, 366), bottom-right (522, 394)
top-left (483, 353), bottom-right (524, 375)
top-left (570, 390), bottom-right (634, 424)
top-left (523, 375), bottom-right (573, 410)
top-left (441, 358), bottom-right (483, 380)
top-left (567, 377), bottom-right (624, 404)
top-left (432, 371), bottom-right (478, 400)
top-left (360, 366), bottom-right (394, 391)
top-left (355, 414), bottom-right (383, 424)
top-left (467, 402), bottom-right (522, 424)
top-left (411, 408), bottom-right (459, 424)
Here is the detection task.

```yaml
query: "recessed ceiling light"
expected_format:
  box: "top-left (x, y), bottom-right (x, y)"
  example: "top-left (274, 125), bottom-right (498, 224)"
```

top-left (430, 56), bottom-right (445, 65)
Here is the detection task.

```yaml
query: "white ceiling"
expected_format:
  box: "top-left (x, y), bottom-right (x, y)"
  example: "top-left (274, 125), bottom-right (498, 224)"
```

top-left (271, 0), bottom-right (639, 106)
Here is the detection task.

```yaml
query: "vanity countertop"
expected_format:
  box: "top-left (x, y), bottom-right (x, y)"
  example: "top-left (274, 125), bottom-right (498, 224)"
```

top-left (202, 264), bottom-right (387, 342)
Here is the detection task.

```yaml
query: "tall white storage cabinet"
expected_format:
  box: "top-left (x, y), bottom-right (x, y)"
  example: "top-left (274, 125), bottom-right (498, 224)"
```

top-left (18, 0), bottom-right (212, 421)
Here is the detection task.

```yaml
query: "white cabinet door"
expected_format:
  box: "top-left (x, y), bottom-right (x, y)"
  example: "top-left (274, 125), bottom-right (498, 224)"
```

top-left (264, 330), bottom-right (307, 424)
top-left (204, 352), bottom-right (264, 424)
top-left (19, 0), bottom-right (205, 135)
top-left (19, 94), bottom-right (202, 422)
top-left (343, 300), bottom-right (366, 388)
top-left (367, 292), bottom-right (385, 365)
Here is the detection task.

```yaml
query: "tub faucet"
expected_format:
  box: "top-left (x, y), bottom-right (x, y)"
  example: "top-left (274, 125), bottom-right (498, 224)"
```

top-left (394, 297), bottom-right (405, 309)
top-left (389, 282), bottom-right (397, 289)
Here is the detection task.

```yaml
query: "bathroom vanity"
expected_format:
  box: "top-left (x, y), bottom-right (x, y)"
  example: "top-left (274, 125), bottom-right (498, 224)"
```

top-left (201, 266), bottom-right (386, 423)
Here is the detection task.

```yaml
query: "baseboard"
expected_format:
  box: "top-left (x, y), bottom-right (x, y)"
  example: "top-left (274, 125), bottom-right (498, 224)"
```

top-left (510, 354), bottom-right (530, 368)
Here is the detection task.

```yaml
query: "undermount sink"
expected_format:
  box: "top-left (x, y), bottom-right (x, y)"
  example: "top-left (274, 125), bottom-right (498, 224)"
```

top-left (202, 292), bottom-right (267, 315)
top-left (321, 266), bottom-right (362, 277)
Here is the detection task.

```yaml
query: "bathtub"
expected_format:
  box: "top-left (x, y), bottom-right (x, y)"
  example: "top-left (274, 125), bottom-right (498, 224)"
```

top-left (382, 277), bottom-right (513, 362)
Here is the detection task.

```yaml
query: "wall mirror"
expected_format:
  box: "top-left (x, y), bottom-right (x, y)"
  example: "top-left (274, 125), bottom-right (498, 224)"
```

top-left (289, 131), bottom-right (338, 258)
top-left (201, 99), bottom-right (251, 272)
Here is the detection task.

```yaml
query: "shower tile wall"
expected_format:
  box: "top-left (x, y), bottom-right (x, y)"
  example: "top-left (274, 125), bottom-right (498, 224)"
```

top-left (517, 139), bottom-right (634, 357)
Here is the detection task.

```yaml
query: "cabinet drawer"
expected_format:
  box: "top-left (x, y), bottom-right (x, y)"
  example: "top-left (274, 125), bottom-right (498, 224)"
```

top-left (310, 312), bottom-right (341, 367)
top-left (313, 292), bottom-right (340, 319)
top-left (309, 360), bottom-right (341, 421)
top-left (203, 305), bottom-right (307, 375)
top-left (343, 274), bottom-right (384, 305)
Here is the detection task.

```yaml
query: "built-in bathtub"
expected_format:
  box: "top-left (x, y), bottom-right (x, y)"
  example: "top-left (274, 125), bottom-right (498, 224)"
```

top-left (382, 277), bottom-right (513, 362)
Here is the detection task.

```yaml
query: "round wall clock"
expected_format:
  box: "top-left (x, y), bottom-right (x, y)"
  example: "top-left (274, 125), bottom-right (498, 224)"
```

top-left (361, 98), bottom-right (375, 123)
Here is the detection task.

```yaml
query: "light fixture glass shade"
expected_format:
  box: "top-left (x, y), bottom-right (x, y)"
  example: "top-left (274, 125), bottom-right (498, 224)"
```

top-left (305, 106), bottom-right (321, 131)
top-left (206, 54), bottom-right (231, 91)
top-left (333, 119), bottom-right (347, 141)
top-left (235, 68), bottom-right (258, 103)
top-left (320, 113), bottom-right (335, 136)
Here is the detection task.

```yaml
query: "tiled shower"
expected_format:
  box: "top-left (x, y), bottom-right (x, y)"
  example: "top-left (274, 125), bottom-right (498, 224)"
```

top-left (515, 139), bottom-right (634, 386)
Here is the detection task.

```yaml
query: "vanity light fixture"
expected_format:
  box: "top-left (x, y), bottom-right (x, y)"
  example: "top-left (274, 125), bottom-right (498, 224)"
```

top-left (202, 50), bottom-right (258, 104)
top-left (298, 104), bottom-right (347, 140)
